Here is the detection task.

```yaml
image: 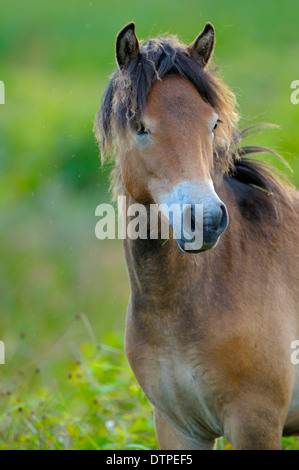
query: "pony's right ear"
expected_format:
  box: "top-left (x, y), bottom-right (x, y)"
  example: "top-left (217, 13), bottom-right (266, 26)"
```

top-left (188, 23), bottom-right (215, 67)
top-left (116, 22), bottom-right (140, 68)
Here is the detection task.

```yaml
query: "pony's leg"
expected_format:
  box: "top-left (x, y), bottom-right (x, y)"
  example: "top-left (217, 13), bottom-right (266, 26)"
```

top-left (226, 408), bottom-right (283, 450)
top-left (154, 408), bottom-right (216, 450)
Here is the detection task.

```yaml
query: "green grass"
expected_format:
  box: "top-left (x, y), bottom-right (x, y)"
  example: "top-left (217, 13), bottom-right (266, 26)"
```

top-left (0, 331), bottom-right (157, 450)
top-left (0, 0), bottom-right (298, 450)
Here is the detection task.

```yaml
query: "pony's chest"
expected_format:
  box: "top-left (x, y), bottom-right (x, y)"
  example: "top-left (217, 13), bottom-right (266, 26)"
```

top-left (127, 342), bottom-right (222, 438)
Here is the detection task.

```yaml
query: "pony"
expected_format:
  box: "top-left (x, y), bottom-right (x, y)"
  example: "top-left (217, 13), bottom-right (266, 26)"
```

top-left (95, 22), bottom-right (299, 449)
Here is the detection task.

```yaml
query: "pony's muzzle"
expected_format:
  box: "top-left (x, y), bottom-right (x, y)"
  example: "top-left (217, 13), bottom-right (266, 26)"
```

top-left (160, 181), bottom-right (229, 253)
top-left (176, 200), bottom-right (228, 253)
top-left (202, 201), bottom-right (228, 244)
top-left (204, 202), bottom-right (228, 237)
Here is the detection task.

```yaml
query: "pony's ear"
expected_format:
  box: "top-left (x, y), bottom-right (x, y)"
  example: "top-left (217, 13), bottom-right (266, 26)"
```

top-left (116, 22), bottom-right (140, 68)
top-left (188, 23), bottom-right (215, 67)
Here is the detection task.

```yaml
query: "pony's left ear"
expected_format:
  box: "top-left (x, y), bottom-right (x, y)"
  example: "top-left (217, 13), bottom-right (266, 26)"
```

top-left (116, 22), bottom-right (140, 68)
top-left (188, 23), bottom-right (215, 67)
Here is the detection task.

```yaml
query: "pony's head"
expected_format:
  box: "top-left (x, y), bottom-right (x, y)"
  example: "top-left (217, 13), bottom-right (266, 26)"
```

top-left (96, 22), bottom-right (240, 252)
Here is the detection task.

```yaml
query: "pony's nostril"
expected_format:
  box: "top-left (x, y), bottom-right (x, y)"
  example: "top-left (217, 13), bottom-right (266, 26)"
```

top-left (217, 204), bottom-right (228, 234)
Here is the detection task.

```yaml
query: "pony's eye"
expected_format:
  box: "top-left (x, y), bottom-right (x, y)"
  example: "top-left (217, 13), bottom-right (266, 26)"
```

top-left (212, 119), bottom-right (222, 133)
top-left (135, 123), bottom-right (149, 136)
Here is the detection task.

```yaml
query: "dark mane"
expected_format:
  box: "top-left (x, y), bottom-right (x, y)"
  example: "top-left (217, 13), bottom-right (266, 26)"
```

top-left (95, 35), bottom-right (294, 209)
top-left (226, 132), bottom-right (294, 210)
top-left (225, 151), bottom-right (294, 219)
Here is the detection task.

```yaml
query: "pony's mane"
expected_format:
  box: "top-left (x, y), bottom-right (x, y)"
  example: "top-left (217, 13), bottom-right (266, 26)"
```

top-left (95, 35), bottom-right (294, 208)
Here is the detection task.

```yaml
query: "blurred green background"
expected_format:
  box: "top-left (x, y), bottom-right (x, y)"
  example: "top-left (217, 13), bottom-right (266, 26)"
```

top-left (0, 0), bottom-right (298, 450)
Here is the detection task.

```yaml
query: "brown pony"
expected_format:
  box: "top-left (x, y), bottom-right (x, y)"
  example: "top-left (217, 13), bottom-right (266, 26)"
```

top-left (95, 22), bottom-right (299, 450)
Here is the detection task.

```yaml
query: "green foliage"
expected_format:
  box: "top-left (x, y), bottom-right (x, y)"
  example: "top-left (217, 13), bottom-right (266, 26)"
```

top-left (0, 332), bottom-right (157, 450)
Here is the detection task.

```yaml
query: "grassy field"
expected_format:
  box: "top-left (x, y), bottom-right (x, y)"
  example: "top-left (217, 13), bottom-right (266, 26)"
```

top-left (0, 0), bottom-right (298, 449)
